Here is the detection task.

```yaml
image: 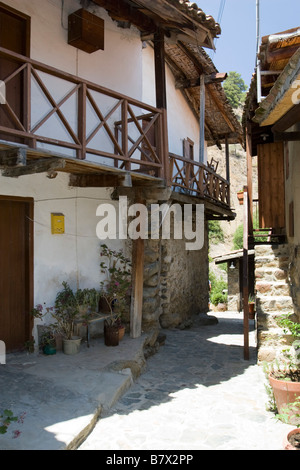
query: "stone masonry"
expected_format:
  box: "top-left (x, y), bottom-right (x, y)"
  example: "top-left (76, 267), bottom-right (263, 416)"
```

top-left (255, 244), bottom-right (294, 362)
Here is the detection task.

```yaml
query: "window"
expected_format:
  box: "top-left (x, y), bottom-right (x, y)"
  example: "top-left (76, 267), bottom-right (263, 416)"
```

top-left (183, 138), bottom-right (194, 160)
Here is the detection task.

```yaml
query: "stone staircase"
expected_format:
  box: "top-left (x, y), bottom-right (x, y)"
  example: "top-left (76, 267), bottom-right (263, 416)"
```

top-left (254, 244), bottom-right (294, 361)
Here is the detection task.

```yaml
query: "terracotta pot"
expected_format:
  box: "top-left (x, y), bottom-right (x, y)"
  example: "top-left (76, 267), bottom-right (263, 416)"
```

top-left (104, 323), bottom-right (119, 347)
top-left (118, 326), bottom-right (125, 341)
top-left (248, 303), bottom-right (255, 319)
top-left (269, 374), bottom-right (300, 419)
top-left (237, 191), bottom-right (244, 205)
top-left (283, 428), bottom-right (300, 450)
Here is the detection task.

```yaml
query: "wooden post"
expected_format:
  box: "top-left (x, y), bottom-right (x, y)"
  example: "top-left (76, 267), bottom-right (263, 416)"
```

top-left (153, 28), bottom-right (169, 184)
top-left (78, 83), bottom-right (86, 160)
top-left (243, 185), bottom-right (249, 360)
top-left (122, 99), bottom-right (130, 171)
top-left (154, 28), bottom-right (167, 110)
top-left (225, 135), bottom-right (230, 204)
top-left (246, 124), bottom-right (253, 242)
top-left (130, 191), bottom-right (145, 339)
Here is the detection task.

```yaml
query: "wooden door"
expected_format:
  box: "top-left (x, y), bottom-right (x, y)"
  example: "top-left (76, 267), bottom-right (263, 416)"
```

top-left (0, 197), bottom-right (33, 351)
top-left (0, 3), bottom-right (30, 141)
top-left (257, 142), bottom-right (285, 229)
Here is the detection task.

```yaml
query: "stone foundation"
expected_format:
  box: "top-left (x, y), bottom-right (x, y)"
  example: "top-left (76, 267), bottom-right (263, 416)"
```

top-left (159, 220), bottom-right (209, 329)
top-left (141, 208), bottom-right (209, 331)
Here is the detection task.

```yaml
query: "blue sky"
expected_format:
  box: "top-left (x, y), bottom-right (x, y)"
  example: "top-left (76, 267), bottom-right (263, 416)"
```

top-left (199, 0), bottom-right (300, 88)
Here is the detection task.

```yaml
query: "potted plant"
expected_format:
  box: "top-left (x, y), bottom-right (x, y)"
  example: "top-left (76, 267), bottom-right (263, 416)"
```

top-left (51, 282), bottom-right (82, 355)
top-left (266, 313), bottom-right (300, 417)
top-left (39, 327), bottom-right (56, 355)
top-left (99, 244), bottom-right (131, 346)
top-left (248, 294), bottom-right (255, 319)
top-left (75, 288), bottom-right (100, 317)
top-left (276, 397), bottom-right (300, 450)
top-left (237, 190), bottom-right (244, 205)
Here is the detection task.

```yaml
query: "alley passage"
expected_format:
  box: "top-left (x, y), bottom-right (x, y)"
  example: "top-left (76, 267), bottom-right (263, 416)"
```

top-left (79, 312), bottom-right (291, 451)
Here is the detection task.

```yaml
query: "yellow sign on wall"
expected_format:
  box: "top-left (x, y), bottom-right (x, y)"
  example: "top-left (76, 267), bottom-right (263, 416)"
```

top-left (51, 213), bottom-right (65, 234)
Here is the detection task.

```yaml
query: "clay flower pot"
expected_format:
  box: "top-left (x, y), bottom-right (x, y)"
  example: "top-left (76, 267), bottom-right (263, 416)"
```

top-left (269, 374), bottom-right (300, 419)
top-left (283, 428), bottom-right (300, 450)
top-left (248, 302), bottom-right (255, 319)
top-left (237, 191), bottom-right (244, 205)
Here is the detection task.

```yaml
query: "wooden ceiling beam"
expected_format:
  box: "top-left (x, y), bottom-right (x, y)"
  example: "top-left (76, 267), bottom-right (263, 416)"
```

top-left (92, 0), bottom-right (156, 32)
top-left (69, 173), bottom-right (132, 187)
top-left (2, 157), bottom-right (66, 177)
top-left (175, 72), bottom-right (228, 89)
top-left (271, 103), bottom-right (300, 132)
top-left (0, 147), bottom-right (26, 167)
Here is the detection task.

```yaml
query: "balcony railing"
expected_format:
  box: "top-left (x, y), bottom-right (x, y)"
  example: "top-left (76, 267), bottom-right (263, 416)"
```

top-left (169, 153), bottom-right (230, 207)
top-left (0, 47), bottom-right (166, 178)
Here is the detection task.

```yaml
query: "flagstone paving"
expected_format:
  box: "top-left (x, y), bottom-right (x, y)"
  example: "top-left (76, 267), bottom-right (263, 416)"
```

top-left (79, 311), bottom-right (293, 451)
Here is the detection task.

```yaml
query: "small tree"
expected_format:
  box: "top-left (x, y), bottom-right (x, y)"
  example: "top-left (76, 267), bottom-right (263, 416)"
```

top-left (223, 71), bottom-right (247, 109)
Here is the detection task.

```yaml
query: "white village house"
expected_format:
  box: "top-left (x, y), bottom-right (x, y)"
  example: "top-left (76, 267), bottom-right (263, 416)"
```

top-left (0, 0), bottom-right (242, 351)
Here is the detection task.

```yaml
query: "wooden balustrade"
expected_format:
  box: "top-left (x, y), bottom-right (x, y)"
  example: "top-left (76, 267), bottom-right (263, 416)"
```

top-left (0, 47), bottom-right (165, 177)
top-left (169, 153), bottom-right (230, 207)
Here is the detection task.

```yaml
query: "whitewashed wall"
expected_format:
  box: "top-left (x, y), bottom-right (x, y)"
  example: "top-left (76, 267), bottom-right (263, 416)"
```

top-left (142, 44), bottom-right (207, 162)
top-left (6, 0), bottom-right (143, 96)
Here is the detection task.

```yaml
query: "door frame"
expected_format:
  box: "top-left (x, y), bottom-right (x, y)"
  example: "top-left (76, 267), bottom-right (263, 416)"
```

top-left (0, 195), bottom-right (34, 348)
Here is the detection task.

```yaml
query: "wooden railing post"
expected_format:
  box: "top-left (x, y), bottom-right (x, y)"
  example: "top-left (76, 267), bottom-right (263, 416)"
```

top-left (23, 63), bottom-right (36, 149)
top-left (122, 99), bottom-right (130, 171)
top-left (78, 83), bottom-right (86, 160)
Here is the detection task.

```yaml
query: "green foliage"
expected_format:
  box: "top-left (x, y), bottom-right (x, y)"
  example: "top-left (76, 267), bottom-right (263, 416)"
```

top-left (100, 244), bottom-right (131, 324)
top-left (0, 410), bottom-right (25, 438)
top-left (276, 313), bottom-right (300, 340)
top-left (233, 224), bottom-right (244, 250)
top-left (233, 214), bottom-right (268, 250)
top-left (210, 270), bottom-right (227, 306)
top-left (223, 71), bottom-right (247, 109)
top-left (208, 220), bottom-right (224, 244)
top-left (276, 396), bottom-right (300, 427)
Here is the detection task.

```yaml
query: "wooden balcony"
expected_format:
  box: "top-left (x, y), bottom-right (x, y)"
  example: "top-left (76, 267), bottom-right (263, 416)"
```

top-left (169, 153), bottom-right (231, 210)
top-left (0, 46), bottom-right (167, 182)
top-left (0, 47), bottom-right (232, 212)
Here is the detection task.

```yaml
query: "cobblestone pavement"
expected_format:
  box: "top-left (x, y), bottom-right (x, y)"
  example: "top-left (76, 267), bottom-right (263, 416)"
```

top-left (78, 312), bottom-right (293, 451)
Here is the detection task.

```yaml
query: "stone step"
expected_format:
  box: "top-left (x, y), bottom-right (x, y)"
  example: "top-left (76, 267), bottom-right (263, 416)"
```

top-left (255, 266), bottom-right (288, 282)
top-left (256, 281), bottom-right (290, 297)
top-left (256, 295), bottom-right (293, 313)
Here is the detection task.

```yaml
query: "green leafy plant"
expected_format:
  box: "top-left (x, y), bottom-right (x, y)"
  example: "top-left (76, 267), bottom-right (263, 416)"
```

top-left (0, 410), bottom-right (26, 438)
top-left (277, 313), bottom-right (300, 340)
top-left (276, 396), bottom-right (300, 428)
top-left (209, 270), bottom-right (227, 306)
top-left (75, 288), bottom-right (100, 312)
top-left (39, 328), bottom-right (56, 348)
top-left (100, 244), bottom-right (131, 325)
top-left (49, 282), bottom-right (80, 340)
top-left (208, 220), bottom-right (224, 244)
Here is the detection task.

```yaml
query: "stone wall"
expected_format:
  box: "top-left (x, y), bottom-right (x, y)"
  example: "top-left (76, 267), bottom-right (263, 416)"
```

top-left (288, 244), bottom-right (300, 323)
top-left (141, 220), bottom-right (209, 331)
top-left (227, 261), bottom-right (241, 311)
top-left (255, 244), bottom-right (294, 362)
top-left (142, 239), bottom-right (163, 331)
top-left (159, 220), bottom-right (209, 329)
